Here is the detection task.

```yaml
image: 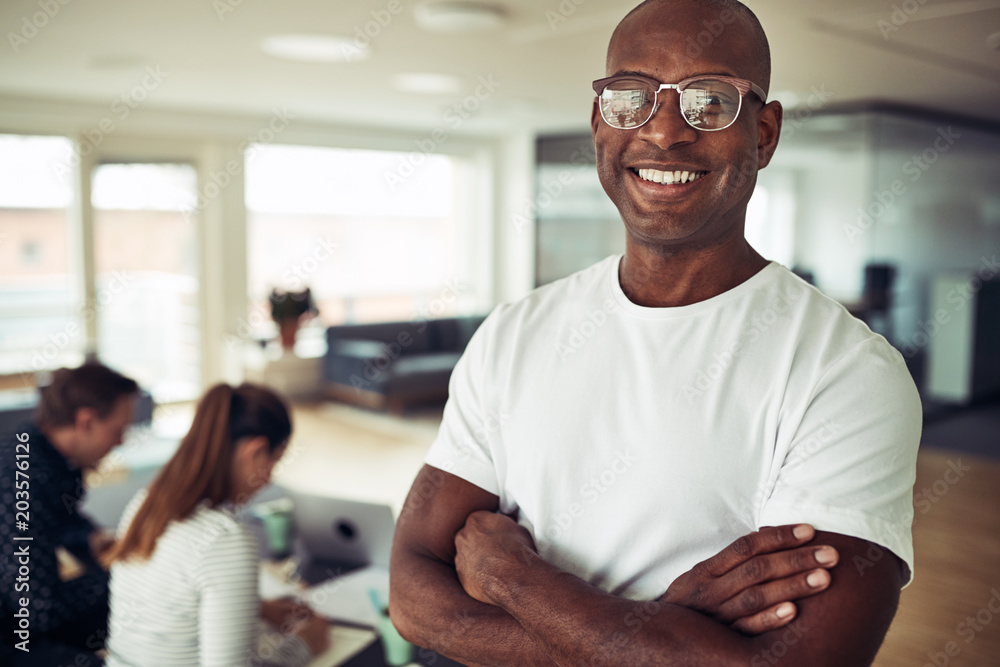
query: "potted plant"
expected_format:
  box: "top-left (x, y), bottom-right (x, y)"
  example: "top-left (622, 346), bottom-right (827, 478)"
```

top-left (269, 287), bottom-right (318, 350)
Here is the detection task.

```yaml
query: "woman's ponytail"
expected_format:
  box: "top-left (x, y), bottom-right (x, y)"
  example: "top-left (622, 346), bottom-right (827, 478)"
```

top-left (104, 384), bottom-right (241, 564)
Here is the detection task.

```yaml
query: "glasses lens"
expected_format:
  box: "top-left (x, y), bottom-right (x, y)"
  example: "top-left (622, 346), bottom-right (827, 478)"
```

top-left (600, 79), bottom-right (656, 129)
top-left (680, 80), bottom-right (741, 130)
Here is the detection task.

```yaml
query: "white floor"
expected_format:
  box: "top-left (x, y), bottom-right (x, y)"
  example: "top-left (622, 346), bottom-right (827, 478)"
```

top-left (272, 402), bottom-right (443, 515)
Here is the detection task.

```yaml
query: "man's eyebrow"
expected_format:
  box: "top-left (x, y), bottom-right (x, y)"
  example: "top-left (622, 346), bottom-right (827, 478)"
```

top-left (612, 69), bottom-right (656, 78)
top-left (610, 70), bottom-right (742, 81)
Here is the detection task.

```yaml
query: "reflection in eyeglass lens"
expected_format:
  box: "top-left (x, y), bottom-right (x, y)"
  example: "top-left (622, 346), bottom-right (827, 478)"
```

top-left (600, 78), bottom-right (741, 129)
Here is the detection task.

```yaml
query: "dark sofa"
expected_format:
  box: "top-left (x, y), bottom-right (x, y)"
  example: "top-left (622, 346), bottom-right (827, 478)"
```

top-left (323, 316), bottom-right (486, 413)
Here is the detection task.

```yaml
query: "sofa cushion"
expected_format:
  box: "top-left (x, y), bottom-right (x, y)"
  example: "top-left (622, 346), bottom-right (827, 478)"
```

top-left (431, 315), bottom-right (486, 351)
top-left (386, 351), bottom-right (464, 396)
top-left (326, 321), bottom-right (433, 354)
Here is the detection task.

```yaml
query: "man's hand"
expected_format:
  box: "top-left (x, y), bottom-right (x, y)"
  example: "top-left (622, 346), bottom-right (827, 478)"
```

top-left (661, 524), bottom-right (839, 635)
top-left (454, 511), bottom-right (537, 605)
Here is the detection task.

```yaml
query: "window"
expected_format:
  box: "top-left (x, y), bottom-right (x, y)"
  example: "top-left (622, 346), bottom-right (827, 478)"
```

top-left (0, 134), bottom-right (82, 378)
top-left (92, 162), bottom-right (201, 402)
top-left (747, 171), bottom-right (796, 268)
top-left (246, 144), bottom-right (482, 338)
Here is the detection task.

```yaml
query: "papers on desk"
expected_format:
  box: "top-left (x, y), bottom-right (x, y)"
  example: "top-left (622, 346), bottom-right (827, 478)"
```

top-left (302, 565), bottom-right (390, 629)
top-left (259, 559), bottom-right (305, 600)
top-left (260, 562), bottom-right (390, 628)
top-left (259, 564), bottom-right (389, 666)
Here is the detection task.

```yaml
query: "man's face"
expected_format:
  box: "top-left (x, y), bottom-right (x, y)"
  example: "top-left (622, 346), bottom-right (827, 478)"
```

top-left (73, 395), bottom-right (135, 468)
top-left (591, 2), bottom-right (781, 250)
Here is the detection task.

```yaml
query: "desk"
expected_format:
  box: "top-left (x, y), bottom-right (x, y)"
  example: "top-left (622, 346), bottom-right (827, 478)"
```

top-left (340, 640), bottom-right (465, 667)
top-left (261, 561), bottom-right (464, 667)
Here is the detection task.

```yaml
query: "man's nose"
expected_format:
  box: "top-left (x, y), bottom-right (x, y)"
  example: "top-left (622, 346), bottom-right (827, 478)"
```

top-left (637, 96), bottom-right (698, 148)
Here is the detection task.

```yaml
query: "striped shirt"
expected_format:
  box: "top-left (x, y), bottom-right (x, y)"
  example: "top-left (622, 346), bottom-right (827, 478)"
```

top-left (105, 489), bottom-right (311, 667)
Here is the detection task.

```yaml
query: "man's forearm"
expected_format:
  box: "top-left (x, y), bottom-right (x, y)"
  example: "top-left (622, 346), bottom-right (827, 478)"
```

top-left (486, 553), bottom-right (763, 667)
top-left (390, 550), bottom-right (555, 667)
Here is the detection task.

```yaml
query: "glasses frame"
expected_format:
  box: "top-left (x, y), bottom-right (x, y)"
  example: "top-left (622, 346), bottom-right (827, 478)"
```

top-left (591, 74), bottom-right (768, 132)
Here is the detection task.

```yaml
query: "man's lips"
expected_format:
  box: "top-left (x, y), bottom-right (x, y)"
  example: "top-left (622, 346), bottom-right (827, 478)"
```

top-left (630, 167), bottom-right (708, 185)
top-left (625, 167), bottom-right (711, 201)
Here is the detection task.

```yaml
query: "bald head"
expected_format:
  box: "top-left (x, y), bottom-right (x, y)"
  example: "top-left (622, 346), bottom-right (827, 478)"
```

top-left (610, 0), bottom-right (771, 95)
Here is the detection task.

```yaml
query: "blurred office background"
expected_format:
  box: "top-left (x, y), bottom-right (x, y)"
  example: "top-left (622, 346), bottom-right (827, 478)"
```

top-left (0, 1), bottom-right (998, 665)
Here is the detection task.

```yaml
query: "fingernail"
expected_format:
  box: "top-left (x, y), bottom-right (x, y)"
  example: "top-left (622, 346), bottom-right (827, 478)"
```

top-left (807, 570), bottom-right (828, 587)
top-left (793, 524), bottom-right (813, 540)
top-left (776, 603), bottom-right (795, 619)
top-left (815, 547), bottom-right (837, 564)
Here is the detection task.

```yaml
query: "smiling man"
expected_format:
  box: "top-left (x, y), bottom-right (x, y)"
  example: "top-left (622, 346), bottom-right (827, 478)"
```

top-left (390, 1), bottom-right (922, 665)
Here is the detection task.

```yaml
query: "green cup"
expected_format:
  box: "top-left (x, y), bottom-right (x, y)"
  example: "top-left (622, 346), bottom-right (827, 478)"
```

top-left (377, 611), bottom-right (415, 666)
top-left (254, 498), bottom-right (295, 558)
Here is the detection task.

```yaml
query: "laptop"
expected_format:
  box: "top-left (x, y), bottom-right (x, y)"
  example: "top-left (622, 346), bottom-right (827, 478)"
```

top-left (281, 487), bottom-right (396, 585)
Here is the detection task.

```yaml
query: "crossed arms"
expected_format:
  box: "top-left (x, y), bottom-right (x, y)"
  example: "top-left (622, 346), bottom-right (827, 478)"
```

top-left (390, 465), bottom-right (906, 667)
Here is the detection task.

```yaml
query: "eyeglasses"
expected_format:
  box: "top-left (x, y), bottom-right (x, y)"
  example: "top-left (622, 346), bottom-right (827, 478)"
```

top-left (592, 74), bottom-right (767, 132)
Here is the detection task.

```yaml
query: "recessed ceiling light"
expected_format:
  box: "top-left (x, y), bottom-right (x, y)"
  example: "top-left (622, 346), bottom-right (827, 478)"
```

top-left (261, 34), bottom-right (368, 63)
top-left (392, 73), bottom-right (463, 94)
top-left (414, 2), bottom-right (507, 32)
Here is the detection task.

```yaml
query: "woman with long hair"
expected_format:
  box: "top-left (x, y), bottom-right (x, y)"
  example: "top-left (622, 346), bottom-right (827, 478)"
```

top-left (103, 383), bottom-right (329, 667)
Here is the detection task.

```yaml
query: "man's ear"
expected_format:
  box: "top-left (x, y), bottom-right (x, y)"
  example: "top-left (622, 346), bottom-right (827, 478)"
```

top-left (591, 97), bottom-right (602, 139)
top-left (756, 100), bottom-right (783, 170)
top-left (74, 407), bottom-right (97, 433)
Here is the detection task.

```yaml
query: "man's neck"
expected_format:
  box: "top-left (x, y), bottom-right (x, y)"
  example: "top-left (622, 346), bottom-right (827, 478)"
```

top-left (618, 236), bottom-right (769, 308)
top-left (40, 425), bottom-right (78, 465)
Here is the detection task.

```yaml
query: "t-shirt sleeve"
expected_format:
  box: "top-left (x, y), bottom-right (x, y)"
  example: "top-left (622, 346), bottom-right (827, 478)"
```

top-left (758, 337), bottom-right (922, 587)
top-left (424, 306), bottom-right (504, 495)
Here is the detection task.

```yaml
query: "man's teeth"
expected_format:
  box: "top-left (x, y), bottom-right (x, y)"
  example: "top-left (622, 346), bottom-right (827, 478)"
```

top-left (637, 168), bottom-right (706, 185)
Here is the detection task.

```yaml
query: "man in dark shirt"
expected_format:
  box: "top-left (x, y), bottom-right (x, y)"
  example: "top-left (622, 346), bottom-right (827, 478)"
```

top-left (1, 363), bottom-right (138, 665)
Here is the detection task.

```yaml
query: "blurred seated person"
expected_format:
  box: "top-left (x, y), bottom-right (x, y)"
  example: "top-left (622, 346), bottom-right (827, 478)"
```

top-left (0, 362), bottom-right (139, 665)
top-left (103, 383), bottom-right (329, 667)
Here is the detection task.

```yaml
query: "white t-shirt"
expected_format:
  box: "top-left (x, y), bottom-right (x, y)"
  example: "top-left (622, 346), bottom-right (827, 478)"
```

top-left (105, 489), bottom-right (311, 667)
top-left (425, 255), bottom-right (921, 600)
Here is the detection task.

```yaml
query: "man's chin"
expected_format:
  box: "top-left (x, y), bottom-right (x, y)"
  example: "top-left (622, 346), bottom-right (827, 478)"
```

top-left (621, 213), bottom-right (708, 247)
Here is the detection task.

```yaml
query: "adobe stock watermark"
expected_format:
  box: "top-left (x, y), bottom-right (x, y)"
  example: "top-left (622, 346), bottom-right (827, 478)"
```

top-left (182, 107), bottom-right (295, 222)
top-left (16, 270), bottom-right (134, 386)
top-left (7, 0), bottom-right (73, 53)
top-left (877, 0), bottom-right (931, 40)
top-left (555, 297), bottom-right (618, 358)
top-left (511, 144), bottom-right (596, 234)
top-left (51, 66), bottom-right (169, 177)
top-left (383, 75), bottom-right (501, 192)
top-left (585, 573), bottom-right (675, 667)
top-left (750, 619), bottom-right (810, 666)
top-left (843, 126), bottom-right (961, 243)
top-left (543, 449), bottom-right (638, 542)
top-left (546, 0), bottom-right (588, 31)
top-left (851, 521), bottom-right (911, 577)
top-left (781, 85), bottom-right (834, 140)
top-left (913, 458), bottom-right (971, 514)
top-left (897, 255), bottom-right (999, 359)
top-left (342, 0), bottom-right (414, 61)
top-left (781, 418), bottom-right (842, 471)
top-left (345, 279), bottom-right (468, 393)
top-left (682, 5), bottom-right (741, 58)
top-left (922, 587), bottom-right (1000, 667)
top-left (223, 235), bottom-right (338, 351)
top-left (681, 289), bottom-right (801, 400)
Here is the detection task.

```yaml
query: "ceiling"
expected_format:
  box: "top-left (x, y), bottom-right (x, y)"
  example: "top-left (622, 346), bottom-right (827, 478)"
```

top-left (0, 0), bottom-right (998, 136)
